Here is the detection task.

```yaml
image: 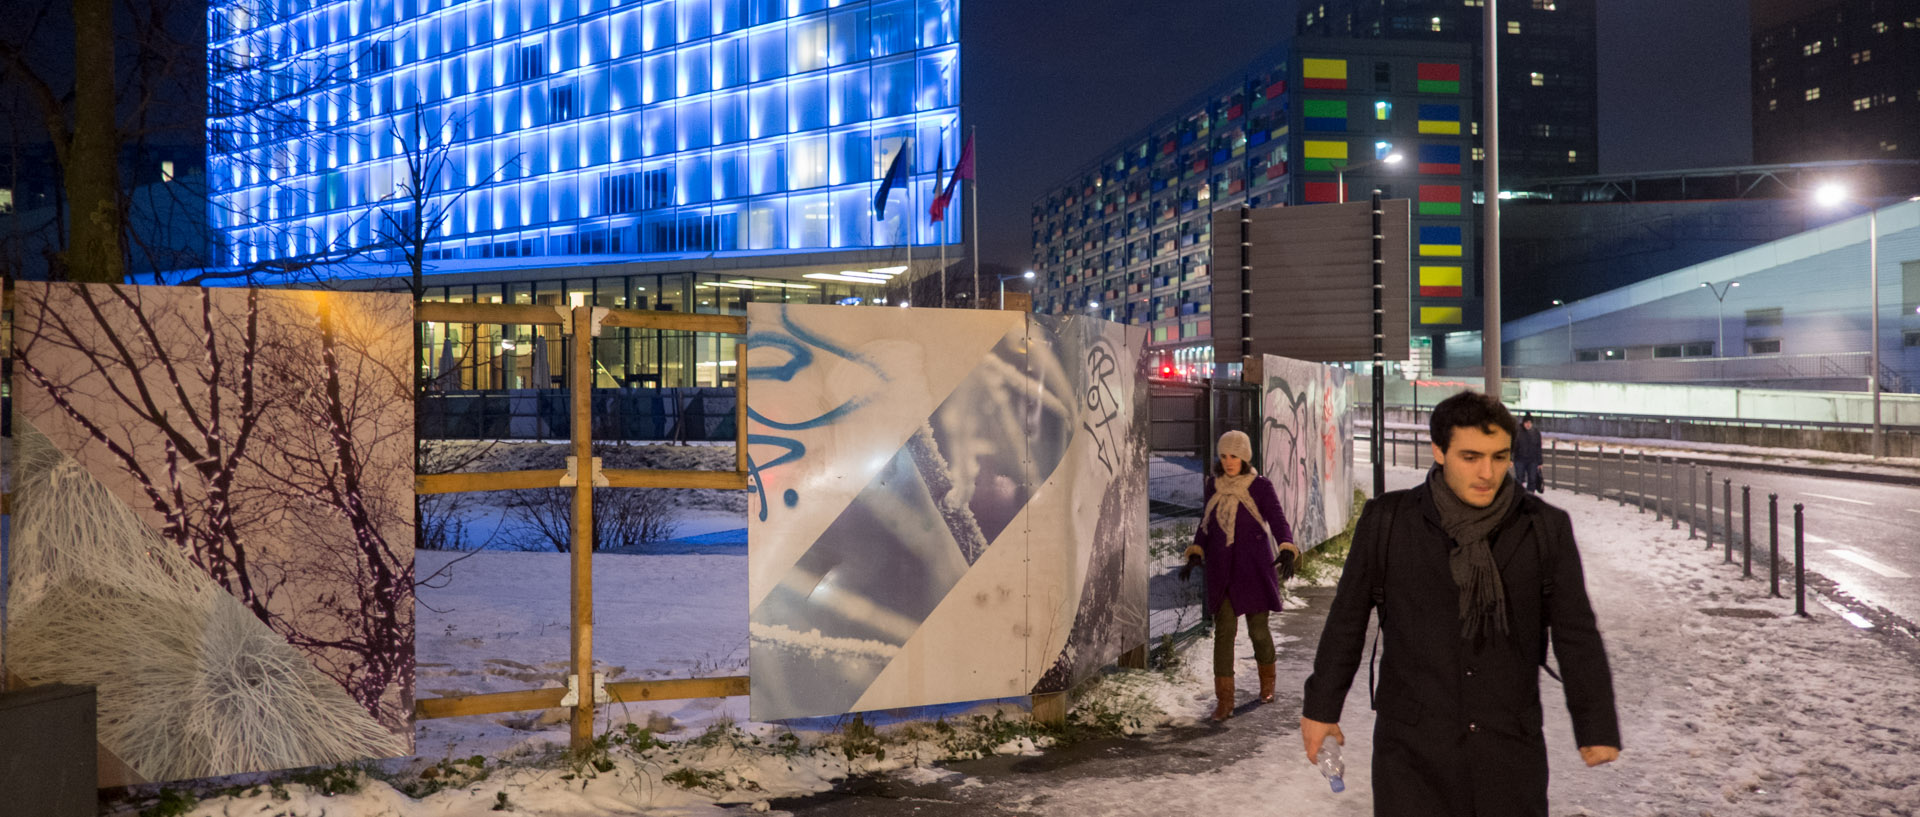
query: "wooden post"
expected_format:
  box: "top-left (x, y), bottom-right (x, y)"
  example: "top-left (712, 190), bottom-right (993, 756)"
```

top-left (1031, 691), bottom-right (1068, 727)
top-left (736, 337), bottom-right (748, 475)
top-left (1119, 644), bottom-right (1148, 670)
top-left (569, 305), bottom-right (597, 752)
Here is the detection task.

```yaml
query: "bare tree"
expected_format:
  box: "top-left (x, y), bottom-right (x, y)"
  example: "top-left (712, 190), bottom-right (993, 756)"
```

top-left (15, 282), bottom-right (416, 729)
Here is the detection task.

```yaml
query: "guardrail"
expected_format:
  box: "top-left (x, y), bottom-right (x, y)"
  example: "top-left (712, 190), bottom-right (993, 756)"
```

top-left (1360, 403), bottom-right (1920, 458)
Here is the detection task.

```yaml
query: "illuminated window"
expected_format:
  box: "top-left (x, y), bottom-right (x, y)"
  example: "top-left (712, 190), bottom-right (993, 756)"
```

top-left (1851, 50), bottom-right (1872, 64)
top-left (1375, 100), bottom-right (1392, 120)
top-left (1530, 71), bottom-right (1544, 86)
top-left (1806, 87), bottom-right (1821, 100)
top-left (1767, 98), bottom-right (1778, 111)
top-left (1472, 147), bottom-right (1485, 161)
top-left (1567, 150), bottom-right (1579, 163)
top-left (160, 161), bottom-right (176, 182)
top-left (1432, 16), bottom-right (1443, 31)
top-left (1531, 0), bottom-right (1555, 8)
top-left (1802, 41), bottom-right (1822, 55)
top-left (1507, 21), bottom-right (1521, 34)
top-left (1853, 97), bottom-right (1872, 111)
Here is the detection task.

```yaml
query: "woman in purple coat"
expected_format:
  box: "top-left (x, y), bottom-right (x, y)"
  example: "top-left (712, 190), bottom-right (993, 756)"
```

top-left (1182, 429), bottom-right (1299, 721)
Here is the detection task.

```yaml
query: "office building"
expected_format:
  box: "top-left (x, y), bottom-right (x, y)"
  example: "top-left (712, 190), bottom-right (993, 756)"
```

top-left (205, 0), bottom-right (962, 389)
top-left (1298, 0), bottom-right (1599, 181)
top-left (1029, 38), bottom-right (1476, 377)
top-left (1751, 0), bottom-right (1919, 164)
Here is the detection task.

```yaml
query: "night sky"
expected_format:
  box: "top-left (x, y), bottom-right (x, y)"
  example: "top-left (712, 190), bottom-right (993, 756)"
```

top-left (964, 0), bottom-right (1754, 270)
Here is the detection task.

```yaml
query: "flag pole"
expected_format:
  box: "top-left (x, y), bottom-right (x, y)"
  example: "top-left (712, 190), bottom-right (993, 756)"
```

top-left (908, 137), bottom-right (918, 307)
top-left (970, 125), bottom-right (980, 309)
top-left (937, 128), bottom-right (948, 307)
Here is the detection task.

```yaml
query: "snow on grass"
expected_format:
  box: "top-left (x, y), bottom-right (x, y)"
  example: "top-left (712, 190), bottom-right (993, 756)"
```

top-left (105, 460), bottom-right (1920, 816)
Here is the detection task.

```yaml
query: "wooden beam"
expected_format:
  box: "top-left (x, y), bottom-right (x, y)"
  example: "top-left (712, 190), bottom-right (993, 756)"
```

top-left (736, 339), bottom-right (749, 475)
top-left (1030, 691), bottom-right (1068, 727)
top-left (415, 469), bottom-right (568, 494)
top-left (600, 310), bottom-right (746, 335)
top-left (605, 676), bottom-right (750, 703)
top-left (415, 302), bottom-right (567, 326)
top-left (602, 468), bottom-right (749, 491)
top-left (569, 305), bottom-right (597, 752)
top-left (413, 687), bottom-right (570, 720)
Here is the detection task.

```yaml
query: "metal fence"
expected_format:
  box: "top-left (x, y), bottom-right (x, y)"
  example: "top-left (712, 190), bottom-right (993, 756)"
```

top-left (1362, 403), bottom-right (1920, 459)
top-left (1370, 428), bottom-right (1819, 617)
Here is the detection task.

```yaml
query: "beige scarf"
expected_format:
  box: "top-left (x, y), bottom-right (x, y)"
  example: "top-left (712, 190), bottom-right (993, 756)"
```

top-left (1202, 470), bottom-right (1266, 547)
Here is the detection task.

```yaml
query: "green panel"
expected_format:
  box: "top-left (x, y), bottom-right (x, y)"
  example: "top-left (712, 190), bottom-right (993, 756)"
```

top-left (1302, 99), bottom-right (1348, 119)
top-left (1418, 80), bottom-right (1461, 94)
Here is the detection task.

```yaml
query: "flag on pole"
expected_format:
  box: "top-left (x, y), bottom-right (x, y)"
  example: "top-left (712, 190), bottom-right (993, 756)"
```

top-left (929, 133), bottom-right (974, 223)
top-left (874, 142), bottom-right (909, 221)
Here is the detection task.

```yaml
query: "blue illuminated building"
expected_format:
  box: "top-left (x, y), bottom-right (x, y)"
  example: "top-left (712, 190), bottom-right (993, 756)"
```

top-left (207, 0), bottom-right (959, 267)
top-left (207, 0), bottom-right (961, 391)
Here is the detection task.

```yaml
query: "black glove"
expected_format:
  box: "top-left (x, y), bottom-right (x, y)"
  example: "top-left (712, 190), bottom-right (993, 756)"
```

top-left (1178, 554), bottom-right (1201, 582)
top-left (1275, 549), bottom-right (1297, 583)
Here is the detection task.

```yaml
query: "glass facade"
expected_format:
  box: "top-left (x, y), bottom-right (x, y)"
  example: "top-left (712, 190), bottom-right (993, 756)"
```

top-left (417, 270), bottom-right (883, 390)
top-left (1030, 40), bottom-right (1477, 374)
top-left (208, 0), bottom-right (961, 268)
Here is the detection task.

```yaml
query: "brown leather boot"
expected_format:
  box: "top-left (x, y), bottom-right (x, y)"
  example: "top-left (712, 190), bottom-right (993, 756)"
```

top-left (1258, 663), bottom-right (1278, 703)
top-left (1210, 676), bottom-right (1236, 722)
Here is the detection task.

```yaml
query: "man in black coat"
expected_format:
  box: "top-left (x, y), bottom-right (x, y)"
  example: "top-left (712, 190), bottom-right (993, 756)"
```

top-left (1300, 392), bottom-right (1619, 816)
top-left (1513, 414), bottom-right (1544, 493)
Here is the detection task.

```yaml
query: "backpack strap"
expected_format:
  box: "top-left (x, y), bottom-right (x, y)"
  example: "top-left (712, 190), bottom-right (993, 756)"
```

top-left (1537, 505), bottom-right (1564, 683)
top-left (1366, 492), bottom-right (1399, 708)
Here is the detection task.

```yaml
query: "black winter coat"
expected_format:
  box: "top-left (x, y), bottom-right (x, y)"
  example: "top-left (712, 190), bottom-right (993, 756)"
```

top-left (1303, 481), bottom-right (1619, 817)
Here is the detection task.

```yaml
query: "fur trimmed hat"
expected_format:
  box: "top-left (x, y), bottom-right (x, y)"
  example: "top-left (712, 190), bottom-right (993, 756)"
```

top-left (1217, 429), bottom-right (1254, 464)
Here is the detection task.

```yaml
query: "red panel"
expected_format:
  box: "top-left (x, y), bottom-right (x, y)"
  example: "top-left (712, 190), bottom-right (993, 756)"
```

top-left (1419, 286), bottom-right (1463, 297)
top-left (1303, 181), bottom-right (1346, 203)
top-left (1419, 184), bottom-right (1462, 203)
top-left (1417, 63), bottom-right (1461, 82)
top-left (1301, 77), bottom-right (1347, 90)
top-left (1418, 162), bottom-right (1462, 175)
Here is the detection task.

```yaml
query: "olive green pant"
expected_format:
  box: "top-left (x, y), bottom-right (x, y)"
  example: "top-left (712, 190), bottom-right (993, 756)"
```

top-left (1213, 598), bottom-right (1275, 677)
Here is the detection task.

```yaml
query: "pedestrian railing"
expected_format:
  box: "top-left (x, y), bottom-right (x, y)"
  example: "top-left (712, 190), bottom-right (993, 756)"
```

top-left (1362, 428), bottom-right (1818, 618)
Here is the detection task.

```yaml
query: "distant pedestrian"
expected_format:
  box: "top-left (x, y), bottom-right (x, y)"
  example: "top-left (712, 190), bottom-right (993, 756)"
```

top-left (1301, 391), bottom-right (1619, 816)
top-left (1180, 430), bottom-right (1299, 722)
top-left (1513, 414), bottom-right (1544, 492)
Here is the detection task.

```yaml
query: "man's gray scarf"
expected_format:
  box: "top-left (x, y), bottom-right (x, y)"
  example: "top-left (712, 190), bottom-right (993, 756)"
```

top-left (1427, 465), bottom-right (1517, 642)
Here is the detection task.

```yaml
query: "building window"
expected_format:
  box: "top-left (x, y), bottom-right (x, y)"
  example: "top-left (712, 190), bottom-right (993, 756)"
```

top-left (1472, 146), bottom-right (1486, 161)
top-left (1768, 98), bottom-right (1778, 111)
top-left (1577, 347), bottom-right (1624, 361)
top-left (1375, 62), bottom-right (1392, 88)
top-left (1431, 16), bottom-right (1443, 31)
top-left (1507, 21), bottom-right (1521, 34)
top-left (1530, 71), bottom-right (1544, 86)
top-left (1851, 50), bottom-right (1872, 64)
top-left (1905, 331), bottom-right (1920, 348)
top-left (1530, 123), bottom-right (1553, 137)
top-left (1531, 0), bottom-right (1555, 8)
top-left (1854, 97), bottom-right (1873, 111)
top-left (160, 160), bottom-right (176, 182)
top-left (1567, 150), bottom-right (1579, 163)
top-left (1806, 87), bottom-right (1821, 101)
top-left (1871, 21), bottom-right (1888, 33)
top-left (1376, 100), bottom-right (1392, 120)
top-left (549, 86), bottom-right (576, 122)
top-left (512, 44), bottom-right (546, 83)
top-left (1684, 342), bottom-right (1714, 357)
top-left (1748, 339), bottom-right (1782, 355)
top-left (1802, 41), bottom-right (1822, 56)
top-left (1375, 140), bottom-right (1395, 159)
top-left (1745, 307), bottom-right (1783, 326)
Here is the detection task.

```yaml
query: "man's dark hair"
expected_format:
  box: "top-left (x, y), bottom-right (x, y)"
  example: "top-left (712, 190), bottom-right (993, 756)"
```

top-left (1430, 391), bottom-right (1518, 452)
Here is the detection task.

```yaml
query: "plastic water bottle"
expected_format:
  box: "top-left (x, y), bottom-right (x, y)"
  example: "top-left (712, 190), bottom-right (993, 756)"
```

top-left (1317, 742), bottom-right (1346, 793)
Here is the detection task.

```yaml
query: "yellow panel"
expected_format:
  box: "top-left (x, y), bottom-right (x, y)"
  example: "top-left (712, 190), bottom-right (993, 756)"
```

top-left (1418, 266), bottom-right (1463, 286)
top-left (1303, 140), bottom-right (1349, 159)
top-left (1417, 121), bottom-right (1462, 135)
top-left (1303, 58), bottom-right (1348, 80)
top-left (1418, 244), bottom-right (1463, 257)
top-left (1420, 307), bottom-right (1464, 324)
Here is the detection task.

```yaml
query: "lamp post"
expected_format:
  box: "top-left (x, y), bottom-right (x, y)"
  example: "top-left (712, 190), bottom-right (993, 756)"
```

top-left (1700, 280), bottom-right (1740, 359)
top-left (1331, 154), bottom-right (1403, 497)
top-left (1552, 298), bottom-right (1574, 363)
top-left (997, 269), bottom-right (1035, 310)
top-left (1813, 184), bottom-right (1896, 458)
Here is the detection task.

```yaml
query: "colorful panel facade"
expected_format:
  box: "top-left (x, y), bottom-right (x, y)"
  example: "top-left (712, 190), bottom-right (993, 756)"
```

top-left (1260, 355), bottom-right (1355, 552)
top-left (6, 282), bottom-right (416, 782)
top-left (745, 304), bottom-right (1148, 720)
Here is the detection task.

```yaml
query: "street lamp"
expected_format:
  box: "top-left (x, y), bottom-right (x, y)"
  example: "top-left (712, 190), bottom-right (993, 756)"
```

top-left (1330, 152), bottom-right (1402, 497)
top-left (997, 269), bottom-right (1035, 310)
top-left (1699, 281), bottom-right (1740, 359)
top-left (1812, 183), bottom-right (1899, 458)
top-left (1334, 153), bottom-right (1404, 204)
top-left (1551, 299), bottom-right (1574, 363)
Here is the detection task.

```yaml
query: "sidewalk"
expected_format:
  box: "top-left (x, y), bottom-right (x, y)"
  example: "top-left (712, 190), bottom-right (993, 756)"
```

top-left (771, 464), bottom-right (1920, 816)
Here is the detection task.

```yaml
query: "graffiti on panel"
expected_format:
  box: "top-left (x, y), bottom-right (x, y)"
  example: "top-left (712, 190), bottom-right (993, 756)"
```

top-left (1261, 355), bottom-right (1355, 551)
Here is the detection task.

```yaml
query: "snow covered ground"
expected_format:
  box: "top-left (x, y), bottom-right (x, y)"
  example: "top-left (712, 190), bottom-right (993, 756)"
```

top-left (110, 460), bottom-right (1920, 816)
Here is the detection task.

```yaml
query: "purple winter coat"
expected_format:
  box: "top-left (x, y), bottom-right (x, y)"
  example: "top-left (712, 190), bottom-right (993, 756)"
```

top-left (1191, 473), bottom-right (1295, 616)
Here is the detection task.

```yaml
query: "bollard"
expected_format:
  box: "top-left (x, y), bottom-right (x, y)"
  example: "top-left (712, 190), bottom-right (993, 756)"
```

top-left (1723, 479), bottom-right (1734, 564)
top-left (1391, 431), bottom-right (1398, 468)
top-left (1573, 442), bottom-right (1583, 496)
top-left (1769, 494), bottom-right (1781, 598)
top-left (1793, 504), bottom-right (1806, 617)
top-left (1549, 440), bottom-right (1558, 489)
top-left (1615, 449), bottom-right (1626, 507)
top-left (1687, 463), bottom-right (1698, 539)
top-left (1703, 469), bottom-right (1714, 550)
top-left (1636, 452), bottom-right (1648, 514)
top-left (1668, 458), bottom-right (1679, 530)
top-left (1741, 485), bottom-right (1753, 579)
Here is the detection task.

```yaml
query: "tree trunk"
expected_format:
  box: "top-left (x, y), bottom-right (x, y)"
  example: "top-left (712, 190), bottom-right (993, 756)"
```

top-left (66, 0), bottom-right (125, 283)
